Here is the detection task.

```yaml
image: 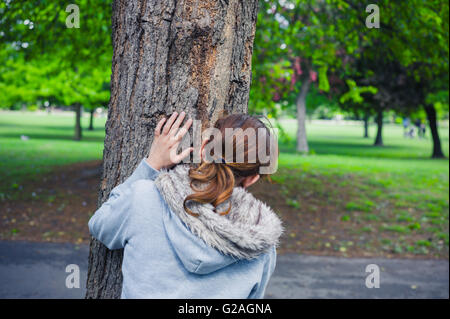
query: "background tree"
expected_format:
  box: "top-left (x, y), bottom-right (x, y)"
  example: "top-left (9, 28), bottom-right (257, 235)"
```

top-left (251, 0), bottom-right (358, 152)
top-left (0, 0), bottom-right (112, 140)
top-left (85, 81), bottom-right (111, 131)
top-left (339, 0), bottom-right (449, 157)
top-left (338, 79), bottom-right (377, 138)
top-left (85, 0), bottom-right (260, 298)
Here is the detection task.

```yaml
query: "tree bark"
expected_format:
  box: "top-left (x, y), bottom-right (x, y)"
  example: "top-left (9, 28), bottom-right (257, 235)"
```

top-left (424, 103), bottom-right (445, 158)
top-left (88, 108), bottom-right (95, 131)
top-left (74, 103), bottom-right (82, 141)
top-left (85, 0), bottom-right (259, 299)
top-left (363, 113), bottom-right (369, 138)
top-left (296, 76), bottom-right (311, 153)
top-left (374, 108), bottom-right (383, 146)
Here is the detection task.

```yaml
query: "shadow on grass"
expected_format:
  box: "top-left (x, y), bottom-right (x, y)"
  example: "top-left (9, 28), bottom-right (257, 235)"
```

top-left (0, 122), bottom-right (104, 131)
top-left (0, 132), bottom-right (105, 143)
top-left (279, 140), bottom-right (442, 160)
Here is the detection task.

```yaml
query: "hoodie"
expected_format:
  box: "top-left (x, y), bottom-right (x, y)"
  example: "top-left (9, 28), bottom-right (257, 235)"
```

top-left (88, 158), bottom-right (283, 299)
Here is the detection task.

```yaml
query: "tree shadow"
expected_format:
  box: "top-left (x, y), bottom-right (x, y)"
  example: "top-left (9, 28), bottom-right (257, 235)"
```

top-left (279, 140), bottom-right (441, 160)
top-left (0, 122), bottom-right (104, 132)
top-left (0, 132), bottom-right (105, 143)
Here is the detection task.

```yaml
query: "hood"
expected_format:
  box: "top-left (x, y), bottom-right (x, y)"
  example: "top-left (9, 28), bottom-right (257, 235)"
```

top-left (154, 164), bottom-right (283, 274)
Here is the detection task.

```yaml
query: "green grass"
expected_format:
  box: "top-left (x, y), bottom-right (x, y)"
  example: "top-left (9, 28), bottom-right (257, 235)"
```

top-left (0, 111), bottom-right (106, 192)
top-left (272, 118), bottom-right (449, 257)
top-left (275, 118), bottom-right (448, 209)
top-left (0, 111), bottom-right (448, 256)
top-left (1, 112), bottom-right (447, 196)
top-left (277, 118), bottom-right (449, 171)
top-left (275, 119), bottom-right (449, 219)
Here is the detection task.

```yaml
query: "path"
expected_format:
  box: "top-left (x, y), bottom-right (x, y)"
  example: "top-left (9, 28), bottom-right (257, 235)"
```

top-left (0, 241), bottom-right (447, 299)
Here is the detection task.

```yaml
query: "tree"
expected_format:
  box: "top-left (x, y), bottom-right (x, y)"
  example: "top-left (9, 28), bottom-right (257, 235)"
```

top-left (378, 0), bottom-right (448, 157)
top-left (250, 0), bottom-right (358, 153)
top-left (0, 0), bottom-right (112, 140)
top-left (85, 0), bottom-right (260, 298)
top-left (86, 82), bottom-right (111, 131)
top-left (340, 0), bottom-right (449, 156)
top-left (338, 79), bottom-right (377, 139)
top-left (425, 89), bottom-right (449, 157)
top-left (339, 49), bottom-right (409, 147)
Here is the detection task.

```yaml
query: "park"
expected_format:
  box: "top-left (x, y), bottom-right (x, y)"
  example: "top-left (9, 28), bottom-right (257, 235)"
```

top-left (0, 0), bottom-right (448, 301)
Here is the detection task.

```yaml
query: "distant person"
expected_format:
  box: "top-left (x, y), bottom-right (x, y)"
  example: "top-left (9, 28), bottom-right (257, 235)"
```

top-left (420, 121), bottom-right (426, 138)
top-left (414, 119), bottom-right (422, 138)
top-left (402, 117), bottom-right (410, 137)
top-left (408, 126), bottom-right (415, 138)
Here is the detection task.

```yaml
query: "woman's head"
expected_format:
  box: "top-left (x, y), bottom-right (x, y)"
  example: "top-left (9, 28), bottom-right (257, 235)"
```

top-left (183, 114), bottom-right (277, 216)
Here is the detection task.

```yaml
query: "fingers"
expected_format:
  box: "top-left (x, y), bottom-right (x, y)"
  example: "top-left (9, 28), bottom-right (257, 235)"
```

top-left (174, 147), bottom-right (194, 163)
top-left (169, 111), bottom-right (186, 136)
top-left (162, 112), bottom-right (178, 134)
top-left (174, 118), bottom-right (193, 141)
top-left (154, 117), bottom-right (167, 137)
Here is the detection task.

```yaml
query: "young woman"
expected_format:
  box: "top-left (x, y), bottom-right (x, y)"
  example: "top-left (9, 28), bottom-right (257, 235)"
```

top-left (88, 112), bottom-right (283, 298)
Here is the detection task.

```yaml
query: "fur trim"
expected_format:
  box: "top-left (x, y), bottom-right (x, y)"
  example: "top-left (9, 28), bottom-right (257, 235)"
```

top-left (154, 164), bottom-right (284, 260)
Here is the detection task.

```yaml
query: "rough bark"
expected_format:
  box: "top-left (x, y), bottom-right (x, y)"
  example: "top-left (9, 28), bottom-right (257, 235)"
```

top-left (88, 109), bottom-right (94, 131)
top-left (296, 76), bottom-right (311, 153)
top-left (374, 108), bottom-right (383, 146)
top-left (86, 0), bottom-right (259, 299)
top-left (74, 103), bottom-right (82, 141)
top-left (424, 103), bottom-right (445, 158)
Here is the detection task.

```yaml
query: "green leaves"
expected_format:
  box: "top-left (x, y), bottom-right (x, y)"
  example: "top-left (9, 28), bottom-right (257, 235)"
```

top-left (339, 80), bottom-right (377, 104)
top-left (250, 0), bottom-right (357, 115)
top-left (318, 66), bottom-right (330, 92)
top-left (0, 0), bottom-right (112, 110)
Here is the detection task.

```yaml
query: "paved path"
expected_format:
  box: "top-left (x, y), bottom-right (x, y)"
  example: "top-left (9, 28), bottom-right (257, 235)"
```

top-left (0, 241), bottom-right (448, 299)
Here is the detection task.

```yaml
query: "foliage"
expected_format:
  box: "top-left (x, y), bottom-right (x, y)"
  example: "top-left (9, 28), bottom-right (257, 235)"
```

top-left (334, 0), bottom-right (449, 115)
top-left (0, 0), bottom-right (112, 110)
top-left (250, 0), bottom-right (449, 125)
top-left (339, 80), bottom-right (377, 105)
top-left (250, 0), bottom-right (357, 115)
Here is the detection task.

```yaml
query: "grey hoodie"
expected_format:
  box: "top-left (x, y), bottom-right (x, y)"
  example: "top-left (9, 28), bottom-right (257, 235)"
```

top-left (88, 159), bottom-right (283, 298)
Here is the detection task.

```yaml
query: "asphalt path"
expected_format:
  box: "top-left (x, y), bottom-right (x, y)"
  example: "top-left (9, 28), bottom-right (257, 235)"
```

top-left (0, 241), bottom-right (447, 299)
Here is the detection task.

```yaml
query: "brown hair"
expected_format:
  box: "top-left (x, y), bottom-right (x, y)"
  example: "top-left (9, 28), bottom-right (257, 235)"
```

top-left (183, 114), bottom-right (277, 217)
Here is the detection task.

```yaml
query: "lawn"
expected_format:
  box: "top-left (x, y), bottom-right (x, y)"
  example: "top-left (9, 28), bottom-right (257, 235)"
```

top-left (269, 119), bottom-right (449, 258)
top-left (0, 111), bottom-right (448, 258)
top-left (0, 111), bottom-right (107, 193)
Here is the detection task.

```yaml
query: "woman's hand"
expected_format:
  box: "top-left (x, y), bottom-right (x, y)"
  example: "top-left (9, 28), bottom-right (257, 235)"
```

top-left (146, 112), bottom-right (193, 170)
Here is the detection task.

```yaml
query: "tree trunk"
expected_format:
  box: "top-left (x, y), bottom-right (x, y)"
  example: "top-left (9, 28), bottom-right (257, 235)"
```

top-left (296, 76), bottom-right (311, 153)
top-left (85, 0), bottom-right (259, 299)
top-left (74, 103), bottom-right (82, 141)
top-left (88, 109), bottom-right (95, 131)
top-left (374, 108), bottom-right (383, 146)
top-left (424, 104), bottom-right (445, 158)
top-left (363, 113), bottom-right (369, 138)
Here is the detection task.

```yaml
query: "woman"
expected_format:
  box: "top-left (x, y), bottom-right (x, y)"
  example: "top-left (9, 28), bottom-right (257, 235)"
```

top-left (88, 112), bottom-right (283, 298)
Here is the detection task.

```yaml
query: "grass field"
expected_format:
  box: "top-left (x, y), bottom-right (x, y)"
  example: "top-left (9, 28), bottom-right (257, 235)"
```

top-left (0, 111), bottom-right (107, 192)
top-left (0, 111), bottom-right (448, 258)
top-left (270, 119), bottom-right (449, 258)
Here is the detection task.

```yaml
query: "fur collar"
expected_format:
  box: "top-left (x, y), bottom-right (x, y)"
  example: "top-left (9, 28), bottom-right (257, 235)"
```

top-left (154, 164), bottom-right (283, 260)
